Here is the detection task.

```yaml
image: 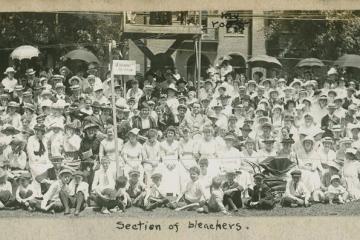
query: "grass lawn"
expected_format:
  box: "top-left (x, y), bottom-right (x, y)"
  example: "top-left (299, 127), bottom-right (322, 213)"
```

top-left (1, 200), bottom-right (360, 218)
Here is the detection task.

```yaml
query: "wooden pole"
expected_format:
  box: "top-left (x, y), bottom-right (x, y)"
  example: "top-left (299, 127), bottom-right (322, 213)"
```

top-left (109, 41), bottom-right (120, 178)
top-left (197, 11), bottom-right (202, 98)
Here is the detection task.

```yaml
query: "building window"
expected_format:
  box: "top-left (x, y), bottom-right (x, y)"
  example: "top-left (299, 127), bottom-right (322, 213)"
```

top-left (226, 19), bottom-right (247, 34)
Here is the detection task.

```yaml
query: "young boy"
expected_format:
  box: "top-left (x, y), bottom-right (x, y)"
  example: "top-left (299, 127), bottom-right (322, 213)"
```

top-left (143, 172), bottom-right (170, 211)
top-left (326, 175), bottom-right (349, 204)
top-left (15, 172), bottom-right (36, 211)
top-left (222, 170), bottom-right (243, 211)
top-left (246, 173), bottom-right (276, 210)
top-left (59, 170), bottom-right (89, 216)
top-left (198, 176), bottom-right (229, 215)
top-left (126, 169), bottom-right (146, 207)
top-left (172, 166), bottom-right (208, 211)
top-left (114, 176), bottom-right (131, 212)
top-left (40, 169), bottom-right (73, 213)
top-left (0, 168), bottom-right (15, 209)
top-left (281, 170), bottom-right (311, 207)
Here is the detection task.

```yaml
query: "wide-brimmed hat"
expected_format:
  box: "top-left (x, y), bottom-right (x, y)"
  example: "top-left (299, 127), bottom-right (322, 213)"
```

top-left (330, 175), bottom-right (341, 183)
top-left (261, 122), bottom-right (273, 129)
top-left (129, 128), bottom-right (140, 135)
top-left (224, 134), bottom-right (236, 141)
top-left (240, 124), bottom-right (252, 131)
top-left (262, 138), bottom-right (276, 144)
top-left (129, 168), bottom-right (140, 176)
top-left (51, 75), bottom-right (65, 82)
top-left (83, 123), bottom-right (99, 131)
top-left (49, 121), bottom-right (64, 130)
top-left (25, 68), bottom-right (36, 75)
top-left (34, 123), bottom-right (46, 132)
top-left (14, 85), bottom-right (24, 92)
top-left (59, 168), bottom-right (73, 177)
top-left (166, 84), bottom-right (178, 93)
top-left (7, 101), bottom-right (20, 108)
top-left (73, 170), bottom-right (84, 178)
top-left (4, 67), bottom-right (16, 74)
top-left (1, 125), bottom-right (21, 135)
top-left (18, 172), bottom-right (32, 180)
top-left (143, 85), bottom-right (154, 91)
top-left (151, 172), bottom-right (162, 179)
top-left (69, 76), bottom-right (81, 85)
top-left (177, 104), bottom-right (187, 111)
top-left (322, 136), bottom-right (333, 143)
top-left (280, 138), bottom-right (295, 144)
top-left (55, 83), bottom-right (65, 89)
top-left (290, 170), bottom-right (302, 177)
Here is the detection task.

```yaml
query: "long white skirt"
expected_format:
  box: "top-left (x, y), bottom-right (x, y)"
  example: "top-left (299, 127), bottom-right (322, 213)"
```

top-left (157, 155), bottom-right (182, 196)
top-left (300, 169), bottom-right (321, 193)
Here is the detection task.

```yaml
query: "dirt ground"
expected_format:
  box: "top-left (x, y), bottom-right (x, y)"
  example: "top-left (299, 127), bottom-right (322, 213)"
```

top-left (1, 201), bottom-right (360, 218)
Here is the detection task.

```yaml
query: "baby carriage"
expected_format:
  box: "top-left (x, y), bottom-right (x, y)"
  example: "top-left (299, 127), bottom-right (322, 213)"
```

top-left (246, 156), bottom-right (296, 201)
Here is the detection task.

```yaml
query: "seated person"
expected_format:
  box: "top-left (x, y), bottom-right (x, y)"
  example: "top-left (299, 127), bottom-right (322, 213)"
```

top-left (0, 168), bottom-right (15, 209)
top-left (245, 173), bottom-right (275, 210)
top-left (142, 172), bottom-right (170, 211)
top-left (15, 172), bottom-right (36, 211)
top-left (222, 170), bottom-right (243, 211)
top-left (172, 166), bottom-right (208, 211)
top-left (126, 169), bottom-right (146, 207)
top-left (281, 170), bottom-right (311, 207)
top-left (59, 170), bottom-right (89, 216)
top-left (326, 175), bottom-right (349, 204)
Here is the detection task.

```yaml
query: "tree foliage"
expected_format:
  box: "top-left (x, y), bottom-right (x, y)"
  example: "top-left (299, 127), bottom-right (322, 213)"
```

top-left (265, 10), bottom-right (360, 61)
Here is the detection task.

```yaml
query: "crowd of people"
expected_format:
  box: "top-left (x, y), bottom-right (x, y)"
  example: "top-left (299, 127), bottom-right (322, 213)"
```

top-left (0, 56), bottom-right (358, 216)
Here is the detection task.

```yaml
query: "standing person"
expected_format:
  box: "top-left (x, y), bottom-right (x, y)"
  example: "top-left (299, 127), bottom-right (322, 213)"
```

top-left (245, 173), bottom-right (275, 210)
top-left (121, 128), bottom-right (144, 179)
top-left (2, 67), bottom-right (18, 92)
top-left (99, 125), bottom-right (124, 174)
top-left (141, 129), bottom-right (161, 185)
top-left (59, 171), bottom-right (89, 216)
top-left (342, 148), bottom-right (360, 200)
top-left (281, 170), bottom-right (311, 207)
top-left (79, 123), bottom-right (101, 186)
top-left (159, 127), bottom-right (182, 196)
top-left (27, 124), bottom-right (53, 195)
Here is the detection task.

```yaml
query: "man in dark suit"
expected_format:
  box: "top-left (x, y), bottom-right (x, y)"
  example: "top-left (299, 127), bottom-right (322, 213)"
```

top-left (321, 103), bottom-right (340, 136)
top-left (138, 85), bottom-right (157, 110)
top-left (342, 86), bottom-right (356, 110)
top-left (245, 173), bottom-right (276, 210)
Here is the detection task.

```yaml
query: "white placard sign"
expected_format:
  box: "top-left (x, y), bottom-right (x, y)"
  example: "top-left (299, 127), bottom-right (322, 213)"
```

top-left (112, 60), bottom-right (136, 75)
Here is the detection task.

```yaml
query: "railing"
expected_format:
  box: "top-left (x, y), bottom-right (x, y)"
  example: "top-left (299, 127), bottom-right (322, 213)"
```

top-left (125, 11), bottom-right (201, 26)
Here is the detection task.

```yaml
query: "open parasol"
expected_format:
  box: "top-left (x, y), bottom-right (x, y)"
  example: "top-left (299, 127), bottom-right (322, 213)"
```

top-left (334, 54), bottom-right (360, 69)
top-left (248, 55), bottom-right (282, 68)
top-left (296, 58), bottom-right (324, 68)
top-left (62, 48), bottom-right (100, 64)
top-left (10, 45), bottom-right (40, 60)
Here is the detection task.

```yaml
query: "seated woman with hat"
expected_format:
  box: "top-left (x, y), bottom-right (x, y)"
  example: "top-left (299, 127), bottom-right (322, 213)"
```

top-left (2, 67), bottom-right (18, 93)
top-left (5, 101), bottom-right (22, 130)
top-left (2, 138), bottom-right (27, 171)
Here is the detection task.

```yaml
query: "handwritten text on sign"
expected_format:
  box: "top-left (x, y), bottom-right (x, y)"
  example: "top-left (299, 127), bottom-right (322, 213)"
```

top-left (112, 60), bottom-right (136, 75)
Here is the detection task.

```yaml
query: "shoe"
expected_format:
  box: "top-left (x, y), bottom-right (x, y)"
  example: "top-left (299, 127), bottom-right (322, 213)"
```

top-left (109, 206), bottom-right (120, 213)
top-left (101, 207), bottom-right (110, 214)
top-left (74, 211), bottom-right (80, 216)
top-left (196, 207), bottom-right (204, 213)
top-left (290, 203), bottom-right (298, 208)
top-left (64, 209), bottom-right (71, 215)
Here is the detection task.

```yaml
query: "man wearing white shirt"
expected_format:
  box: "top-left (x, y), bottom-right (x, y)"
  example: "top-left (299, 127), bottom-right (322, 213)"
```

top-left (59, 171), bottom-right (89, 216)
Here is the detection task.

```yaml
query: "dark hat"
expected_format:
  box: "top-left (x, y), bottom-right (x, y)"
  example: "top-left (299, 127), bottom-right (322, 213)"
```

top-left (262, 139), bottom-right (276, 144)
top-left (50, 155), bottom-right (64, 163)
top-left (176, 78), bottom-right (187, 85)
top-left (290, 170), bottom-right (302, 177)
top-left (240, 124), bottom-right (252, 131)
top-left (281, 138), bottom-right (295, 144)
top-left (23, 103), bottom-right (35, 112)
top-left (1, 125), bottom-right (21, 135)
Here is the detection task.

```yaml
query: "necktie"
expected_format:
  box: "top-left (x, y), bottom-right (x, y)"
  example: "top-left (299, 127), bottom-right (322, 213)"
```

top-left (104, 172), bottom-right (109, 185)
top-left (38, 138), bottom-right (46, 156)
top-left (74, 184), bottom-right (79, 194)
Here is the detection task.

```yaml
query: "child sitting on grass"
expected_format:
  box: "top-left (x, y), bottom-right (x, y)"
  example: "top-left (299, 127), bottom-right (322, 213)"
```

top-left (126, 169), bottom-right (146, 207)
top-left (172, 166), bottom-right (208, 211)
top-left (222, 170), bottom-right (243, 212)
top-left (326, 175), bottom-right (349, 204)
top-left (281, 170), bottom-right (311, 208)
top-left (114, 176), bottom-right (131, 212)
top-left (143, 172), bottom-right (170, 211)
top-left (15, 172), bottom-right (36, 211)
top-left (0, 168), bottom-right (15, 209)
top-left (198, 176), bottom-right (229, 215)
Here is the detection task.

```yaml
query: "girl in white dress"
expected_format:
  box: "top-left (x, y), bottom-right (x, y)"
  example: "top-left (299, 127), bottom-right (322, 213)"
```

top-left (194, 126), bottom-right (221, 176)
top-left (99, 126), bottom-right (124, 174)
top-left (178, 127), bottom-right (198, 185)
top-left (121, 128), bottom-right (144, 181)
top-left (141, 129), bottom-right (161, 185)
top-left (342, 148), bottom-right (360, 200)
top-left (218, 134), bottom-right (241, 175)
top-left (158, 127), bottom-right (182, 196)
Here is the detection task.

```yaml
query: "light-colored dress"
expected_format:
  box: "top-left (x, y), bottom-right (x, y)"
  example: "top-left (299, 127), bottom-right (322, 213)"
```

top-left (99, 137), bottom-right (124, 172)
top-left (121, 141), bottom-right (144, 179)
top-left (141, 140), bottom-right (161, 185)
top-left (297, 148), bottom-right (323, 192)
top-left (342, 159), bottom-right (360, 200)
top-left (158, 140), bottom-right (181, 196)
top-left (195, 138), bottom-right (221, 176)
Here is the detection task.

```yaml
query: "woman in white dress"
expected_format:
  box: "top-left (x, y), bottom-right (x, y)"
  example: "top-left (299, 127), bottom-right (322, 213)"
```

top-left (218, 134), bottom-right (241, 175)
top-left (121, 128), bottom-right (144, 180)
top-left (317, 137), bottom-right (336, 169)
top-left (26, 124), bottom-right (53, 196)
top-left (62, 122), bottom-right (82, 170)
top-left (342, 148), bottom-right (360, 200)
top-left (194, 125), bottom-right (221, 176)
top-left (297, 136), bottom-right (323, 200)
top-left (99, 125), bottom-right (124, 174)
top-left (158, 126), bottom-right (182, 196)
top-left (141, 128), bottom-right (161, 185)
